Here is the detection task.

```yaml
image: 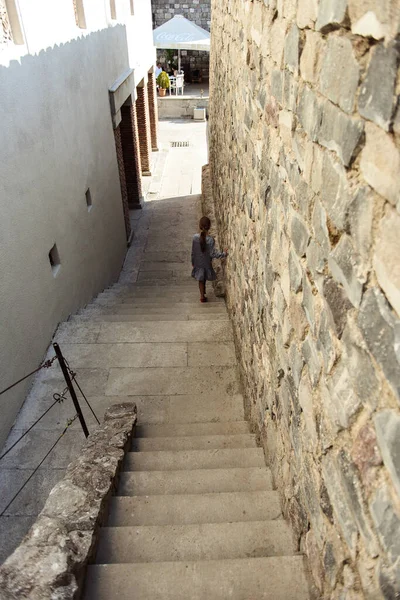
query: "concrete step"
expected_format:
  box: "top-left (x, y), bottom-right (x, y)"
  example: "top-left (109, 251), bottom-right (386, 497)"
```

top-left (134, 394), bottom-right (245, 424)
top-left (125, 448), bottom-right (265, 471)
top-left (80, 305), bottom-right (227, 315)
top-left (95, 520), bottom-right (296, 564)
top-left (118, 467), bottom-right (273, 496)
top-left (118, 293), bottom-right (221, 302)
top-left (135, 421), bottom-right (250, 437)
top-left (130, 434), bottom-right (257, 452)
top-left (88, 314), bottom-right (228, 323)
top-left (107, 490), bottom-right (282, 526)
top-left (96, 292), bottom-right (222, 303)
top-left (98, 306), bottom-right (227, 315)
top-left (92, 300), bottom-right (224, 309)
top-left (84, 556), bottom-right (310, 600)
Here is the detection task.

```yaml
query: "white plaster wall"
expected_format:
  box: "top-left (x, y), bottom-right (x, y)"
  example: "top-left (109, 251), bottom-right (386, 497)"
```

top-left (0, 0), bottom-right (156, 448)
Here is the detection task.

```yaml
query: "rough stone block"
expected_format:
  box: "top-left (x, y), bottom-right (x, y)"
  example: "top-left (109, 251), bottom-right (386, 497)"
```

top-left (282, 70), bottom-right (298, 112)
top-left (323, 540), bottom-right (342, 588)
top-left (289, 248), bottom-right (303, 293)
top-left (300, 31), bottom-right (325, 84)
top-left (358, 288), bottom-right (400, 401)
top-left (279, 0), bottom-right (298, 20)
top-left (304, 142), bottom-right (324, 195)
top-left (299, 370), bottom-right (317, 444)
top-left (360, 123), bottom-right (400, 206)
top-left (319, 36), bottom-right (360, 114)
top-left (316, 0), bottom-right (348, 32)
top-left (321, 152), bottom-right (351, 230)
top-left (322, 453), bottom-right (358, 557)
top-left (317, 99), bottom-right (364, 166)
top-left (270, 69), bottom-right (283, 104)
top-left (302, 273), bottom-right (316, 333)
top-left (374, 207), bottom-right (400, 317)
top-left (302, 334), bottom-right (321, 387)
top-left (289, 296), bottom-right (308, 342)
top-left (358, 42), bottom-right (399, 131)
top-left (348, 0), bottom-right (397, 40)
top-left (341, 322), bottom-right (380, 411)
top-left (347, 187), bottom-right (373, 272)
top-left (307, 240), bottom-right (326, 280)
top-left (297, 85), bottom-right (321, 141)
top-left (317, 310), bottom-right (336, 373)
top-left (312, 198), bottom-right (330, 254)
top-left (326, 359), bottom-right (361, 429)
top-left (291, 212), bottom-right (310, 257)
top-left (322, 277), bottom-right (352, 337)
top-left (374, 410), bottom-right (400, 499)
top-left (297, 0), bottom-right (318, 29)
top-left (270, 18), bottom-right (287, 66)
top-left (328, 234), bottom-right (364, 308)
top-left (289, 341), bottom-right (305, 386)
top-left (279, 110), bottom-right (294, 147)
top-left (284, 23), bottom-right (300, 74)
top-left (370, 483), bottom-right (400, 565)
top-left (336, 450), bottom-right (379, 556)
top-left (351, 423), bottom-right (382, 489)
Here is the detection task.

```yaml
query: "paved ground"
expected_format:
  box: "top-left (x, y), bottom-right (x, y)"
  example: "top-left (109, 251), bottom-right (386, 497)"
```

top-left (0, 118), bottom-right (209, 563)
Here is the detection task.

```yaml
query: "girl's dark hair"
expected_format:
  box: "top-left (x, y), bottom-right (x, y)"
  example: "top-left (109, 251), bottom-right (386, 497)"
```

top-left (199, 216), bottom-right (211, 253)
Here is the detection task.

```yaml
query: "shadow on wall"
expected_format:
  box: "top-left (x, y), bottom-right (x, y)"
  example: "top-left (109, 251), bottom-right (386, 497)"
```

top-left (0, 25), bottom-right (132, 449)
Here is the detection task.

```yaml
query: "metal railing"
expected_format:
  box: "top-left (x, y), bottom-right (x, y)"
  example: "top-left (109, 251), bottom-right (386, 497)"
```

top-left (0, 343), bottom-right (100, 517)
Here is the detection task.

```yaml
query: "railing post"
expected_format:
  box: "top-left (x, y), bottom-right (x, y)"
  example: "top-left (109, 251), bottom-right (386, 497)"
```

top-left (53, 343), bottom-right (89, 438)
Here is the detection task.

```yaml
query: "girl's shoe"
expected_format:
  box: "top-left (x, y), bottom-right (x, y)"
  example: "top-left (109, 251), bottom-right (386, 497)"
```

top-left (200, 297), bottom-right (208, 303)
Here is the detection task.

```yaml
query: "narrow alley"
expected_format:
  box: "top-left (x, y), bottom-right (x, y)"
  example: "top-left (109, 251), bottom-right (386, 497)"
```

top-left (2, 0), bottom-right (399, 597)
top-left (0, 118), bottom-right (310, 598)
top-left (0, 118), bottom-right (209, 559)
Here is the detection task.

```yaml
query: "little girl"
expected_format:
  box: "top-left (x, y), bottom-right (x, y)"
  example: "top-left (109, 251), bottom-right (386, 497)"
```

top-left (191, 216), bottom-right (228, 302)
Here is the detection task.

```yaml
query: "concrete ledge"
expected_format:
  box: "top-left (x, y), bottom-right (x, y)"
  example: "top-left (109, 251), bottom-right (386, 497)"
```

top-left (109, 68), bottom-right (136, 119)
top-left (0, 403), bottom-right (137, 600)
top-left (158, 96), bottom-right (209, 119)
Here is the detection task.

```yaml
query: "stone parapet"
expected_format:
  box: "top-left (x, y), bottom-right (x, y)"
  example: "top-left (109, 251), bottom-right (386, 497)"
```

top-left (0, 403), bottom-right (137, 600)
top-left (209, 0), bottom-right (400, 597)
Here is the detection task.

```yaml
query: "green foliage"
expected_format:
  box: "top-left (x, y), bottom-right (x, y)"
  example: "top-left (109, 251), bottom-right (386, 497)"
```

top-left (164, 49), bottom-right (177, 69)
top-left (157, 71), bottom-right (170, 89)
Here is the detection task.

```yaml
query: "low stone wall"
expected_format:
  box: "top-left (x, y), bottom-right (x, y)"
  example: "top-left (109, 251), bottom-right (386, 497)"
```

top-left (209, 0), bottom-right (400, 598)
top-left (157, 96), bottom-right (209, 119)
top-left (0, 403), bottom-right (137, 600)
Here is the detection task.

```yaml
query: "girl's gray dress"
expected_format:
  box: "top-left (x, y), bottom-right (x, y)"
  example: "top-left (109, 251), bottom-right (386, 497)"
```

top-left (191, 234), bottom-right (227, 281)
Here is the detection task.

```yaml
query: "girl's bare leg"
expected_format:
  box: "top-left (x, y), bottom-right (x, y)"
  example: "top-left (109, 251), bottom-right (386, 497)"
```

top-left (199, 281), bottom-right (206, 300)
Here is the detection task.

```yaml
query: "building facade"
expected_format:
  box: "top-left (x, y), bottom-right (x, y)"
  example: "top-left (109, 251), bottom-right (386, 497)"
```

top-left (209, 0), bottom-right (400, 598)
top-left (151, 0), bottom-right (210, 81)
top-left (0, 0), bottom-right (157, 449)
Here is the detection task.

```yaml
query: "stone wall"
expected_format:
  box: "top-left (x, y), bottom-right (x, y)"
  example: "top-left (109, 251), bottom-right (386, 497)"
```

top-left (152, 0), bottom-right (211, 31)
top-left (152, 0), bottom-right (211, 79)
top-left (209, 1), bottom-right (400, 598)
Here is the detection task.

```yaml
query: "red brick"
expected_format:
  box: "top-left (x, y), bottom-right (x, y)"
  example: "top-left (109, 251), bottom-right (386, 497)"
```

top-left (114, 125), bottom-right (131, 240)
top-left (136, 83), bottom-right (152, 175)
top-left (120, 102), bottom-right (143, 207)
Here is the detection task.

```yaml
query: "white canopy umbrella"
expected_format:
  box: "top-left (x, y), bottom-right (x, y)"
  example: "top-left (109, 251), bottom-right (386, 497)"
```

top-left (153, 15), bottom-right (210, 72)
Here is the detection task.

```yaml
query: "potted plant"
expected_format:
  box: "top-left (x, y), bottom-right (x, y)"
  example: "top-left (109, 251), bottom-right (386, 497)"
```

top-left (157, 71), bottom-right (170, 97)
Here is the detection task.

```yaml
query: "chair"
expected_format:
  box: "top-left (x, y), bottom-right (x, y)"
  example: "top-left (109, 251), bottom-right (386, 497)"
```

top-left (168, 75), bottom-right (176, 95)
top-left (175, 74), bottom-right (184, 96)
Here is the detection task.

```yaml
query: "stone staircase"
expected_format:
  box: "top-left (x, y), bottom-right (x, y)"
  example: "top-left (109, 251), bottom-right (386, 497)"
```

top-left (80, 279), bottom-right (310, 597)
